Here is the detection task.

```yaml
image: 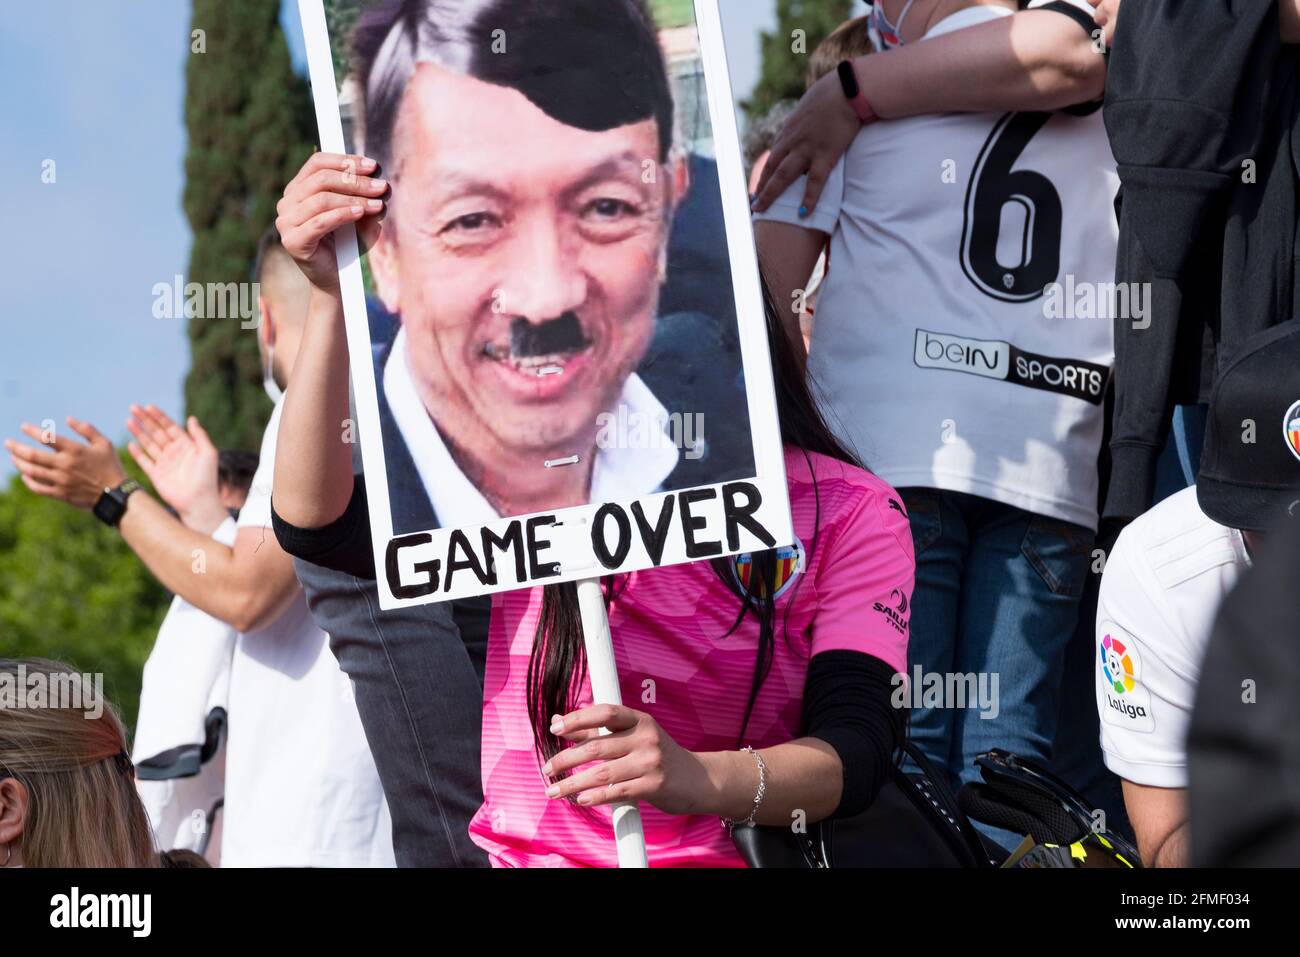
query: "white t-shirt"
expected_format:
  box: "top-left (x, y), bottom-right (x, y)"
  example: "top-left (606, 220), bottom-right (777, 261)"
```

top-left (223, 398), bottom-right (395, 867)
top-left (755, 1), bottom-right (1118, 529)
top-left (1095, 486), bottom-right (1250, 789)
top-left (135, 516), bottom-right (239, 866)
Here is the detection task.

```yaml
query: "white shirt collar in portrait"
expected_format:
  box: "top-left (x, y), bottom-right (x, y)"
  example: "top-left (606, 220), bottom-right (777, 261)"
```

top-left (384, 327), bottom-right (680, 525)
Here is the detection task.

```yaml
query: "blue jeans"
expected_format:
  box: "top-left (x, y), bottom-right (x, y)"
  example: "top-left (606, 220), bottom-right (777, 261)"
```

top-left (1049, 558), bottom-right (1133, 843)
top-left (1153, 404), bottom-right (1209, 504)
top-left (899, 489), bottom-right (1093, 804)
top-left (1036, 404), bottom-right (1206, 846)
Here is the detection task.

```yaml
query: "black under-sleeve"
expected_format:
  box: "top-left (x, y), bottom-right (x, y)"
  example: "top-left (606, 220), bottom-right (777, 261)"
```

top-left (271, 474), bottom-right (377, 580)
top-left (801, 650), bottom-right (904, 819)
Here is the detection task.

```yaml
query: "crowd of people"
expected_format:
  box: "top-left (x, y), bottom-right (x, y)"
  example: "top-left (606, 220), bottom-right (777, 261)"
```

top-left (3, 0), bottom-right (1300, 869)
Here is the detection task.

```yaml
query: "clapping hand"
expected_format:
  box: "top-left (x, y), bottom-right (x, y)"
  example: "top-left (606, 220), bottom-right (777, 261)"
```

top-left (126, 405), bottom-right (227, 533)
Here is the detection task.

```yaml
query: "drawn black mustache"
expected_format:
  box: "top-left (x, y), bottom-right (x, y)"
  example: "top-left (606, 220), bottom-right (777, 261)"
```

top-left (507, 313), bottom-right (592, 358)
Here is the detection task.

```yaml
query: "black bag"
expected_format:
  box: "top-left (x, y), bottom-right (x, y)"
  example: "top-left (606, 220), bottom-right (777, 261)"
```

top-left (731, 742), bottom-right (1003, 868)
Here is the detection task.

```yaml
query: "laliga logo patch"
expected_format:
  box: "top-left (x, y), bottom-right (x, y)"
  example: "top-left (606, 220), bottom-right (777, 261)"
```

top-left (732, 537), bottom-right (804, 601)
top-left (1098, 627), bottom-right (1155, 733)
top-left (1285, 399), bottom-right (1300, 463)
top-left (1100, 633), bottom-right (1134, 694)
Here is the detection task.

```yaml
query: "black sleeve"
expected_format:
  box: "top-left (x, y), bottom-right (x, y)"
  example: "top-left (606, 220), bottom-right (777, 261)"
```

top-left (1188, 522), bottom-right (1300, 866)
top-left (801, 650), bottom-right (904, 819)
top-left (1102, 0), bottom-right (1283, 520)
top-left (271, 474), bottom-right (377, 580)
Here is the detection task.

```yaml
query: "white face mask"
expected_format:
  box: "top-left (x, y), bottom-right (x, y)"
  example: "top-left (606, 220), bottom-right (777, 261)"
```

top-left (263, 344), bottom-right (284, 404)
top-left (870, 0), bottom-right (917, 50)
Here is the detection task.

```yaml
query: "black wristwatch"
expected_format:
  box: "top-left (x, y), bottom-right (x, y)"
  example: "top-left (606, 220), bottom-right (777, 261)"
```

top-left (93, 479), bottom-right (143, 528)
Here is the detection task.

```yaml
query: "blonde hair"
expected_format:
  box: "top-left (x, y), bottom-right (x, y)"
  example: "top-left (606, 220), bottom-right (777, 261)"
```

top-left (0, 659), bottom-right (157, 867)
top-left (807, 16), bottom-right (874, 89)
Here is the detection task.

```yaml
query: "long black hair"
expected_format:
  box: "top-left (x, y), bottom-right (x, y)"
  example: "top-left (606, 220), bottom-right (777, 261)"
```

top-left (525, 280), bottom-right (864, 770)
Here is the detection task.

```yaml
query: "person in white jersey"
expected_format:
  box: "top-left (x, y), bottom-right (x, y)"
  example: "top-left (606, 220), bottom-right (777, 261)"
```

top-left (754, 0), bottom-right (1118, 828)
top-left (6, 227), bottom-right (394, 868)
top-left (221, 393), bottom-right (393, 866)
top-left (132, 450), bottom-right (257, 866)
top-left (1096, 324), bottom-right (1300, 867)
top-left (185, 230), bottom-right (394, 867)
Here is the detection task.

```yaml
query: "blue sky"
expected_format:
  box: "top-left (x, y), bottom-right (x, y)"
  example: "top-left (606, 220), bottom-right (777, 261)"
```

top-left (0, 0), bottom-right (774, 476)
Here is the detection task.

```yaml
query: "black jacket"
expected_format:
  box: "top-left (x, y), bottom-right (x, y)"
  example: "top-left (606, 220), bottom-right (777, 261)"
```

top-left (1103, 0), bottom-right (1300, 520)
top-left (1188, 519), bottom-right (1300, 866)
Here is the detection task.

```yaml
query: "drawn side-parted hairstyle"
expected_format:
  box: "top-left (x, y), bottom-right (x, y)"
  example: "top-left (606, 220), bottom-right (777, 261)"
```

top-left (349, 0), bottom-right (676, 174)
top-left (0, 659), bottom-right (157, 868)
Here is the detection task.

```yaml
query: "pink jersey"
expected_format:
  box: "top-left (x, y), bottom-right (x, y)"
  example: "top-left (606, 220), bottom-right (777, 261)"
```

top-left (469, 448), bottom-right (914, 867)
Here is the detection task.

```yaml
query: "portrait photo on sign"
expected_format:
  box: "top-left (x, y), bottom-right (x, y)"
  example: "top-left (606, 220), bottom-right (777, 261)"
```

top-left (297, 0), bottom-right (791, 607)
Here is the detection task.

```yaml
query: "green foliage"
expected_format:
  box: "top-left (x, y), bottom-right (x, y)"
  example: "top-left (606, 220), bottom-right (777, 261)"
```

top-left (0, 455), bottom-right (170, 731)
top-left (324, 0), bottom-right (364, 83)
top-left (743, 0), bottom-right (854, 123)
top-left (183, 0), bottom-right (317, 452)
top-left (650, 0), bottom-right (696, 29)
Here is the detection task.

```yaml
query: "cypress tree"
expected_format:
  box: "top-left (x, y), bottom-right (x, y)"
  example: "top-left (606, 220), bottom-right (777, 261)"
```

top-left (743, 0), bottom-right (854, 124)
top-left (183, 0), bottom-right (316, 451)
top-left (325, 0), bottom-right (364, 83)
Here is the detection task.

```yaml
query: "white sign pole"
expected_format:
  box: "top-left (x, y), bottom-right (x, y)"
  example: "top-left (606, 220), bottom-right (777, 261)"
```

top-left (575, 577), bottom-right (649, 868)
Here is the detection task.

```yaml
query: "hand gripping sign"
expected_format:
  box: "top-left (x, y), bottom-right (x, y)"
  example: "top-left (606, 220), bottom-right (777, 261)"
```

top-left (297, 0), bottom-right (792, 867)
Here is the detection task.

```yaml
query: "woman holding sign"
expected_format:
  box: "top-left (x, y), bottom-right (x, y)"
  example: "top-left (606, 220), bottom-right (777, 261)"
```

top-left (480, 431), bottom-right (915, 866)
top-left (272, 0), bottom-right (926, 865)
top-left (269, 135), bottom-right (915, 863)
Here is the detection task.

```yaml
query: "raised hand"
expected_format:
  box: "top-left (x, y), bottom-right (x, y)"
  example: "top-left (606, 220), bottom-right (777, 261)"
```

top-left (126, 405), bottom-right (226, 533)
top-left (5, 417), bottom-right (128, 509)
top-left (750, 70), bottom-right (862, 216)
top-left (275, 151), bottom-right (388, 293)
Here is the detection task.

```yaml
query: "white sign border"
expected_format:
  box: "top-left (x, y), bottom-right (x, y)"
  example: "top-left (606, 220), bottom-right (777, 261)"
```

top-left (296, 0), bottom-right (793, 608)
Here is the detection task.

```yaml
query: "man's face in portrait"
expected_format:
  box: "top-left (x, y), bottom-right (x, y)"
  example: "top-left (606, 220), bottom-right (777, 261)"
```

top-left (370, 62), bottom-right (688, 460)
